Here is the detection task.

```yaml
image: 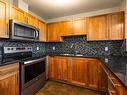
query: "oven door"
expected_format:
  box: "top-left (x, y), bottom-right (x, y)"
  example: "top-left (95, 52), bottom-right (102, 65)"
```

top-left (21, 57), bottom-right (46, 90)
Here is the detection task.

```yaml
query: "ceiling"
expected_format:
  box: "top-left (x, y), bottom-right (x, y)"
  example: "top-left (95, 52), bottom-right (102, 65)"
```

top-left (23, 0), bottom-right (123, 20)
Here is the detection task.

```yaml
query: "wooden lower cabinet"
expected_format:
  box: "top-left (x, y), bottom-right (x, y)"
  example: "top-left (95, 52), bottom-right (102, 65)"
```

top-left (48, 56), bottom-right (68, 81)
top-left (0, 63), bottom-right (19, 95)
top-left (47, 56), bottom-right (100, 91)
top-left (69, 58), bottom-right (88, 86)
top-left (87, 59), bottom-right (99, 90)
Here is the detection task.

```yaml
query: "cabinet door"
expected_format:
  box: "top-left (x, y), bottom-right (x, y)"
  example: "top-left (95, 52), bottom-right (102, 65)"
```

top-left (55, 57), bottom-right (68, 81)
top-left (47, 22), bottom-right (61, 42)
top-left (108, 12), bottom-right (124, 40)
top-left (73, 19), bottom-right (86, 35)
top-left (87, 59), bottom-right (99, 90)
top-left (69, 58), bottom-right (88, 86)
top-left (0, 64), bottom-right (19, 95)
top-left (38, 20), bottom-right (46, 41)
top-left (60, 21), bottom-right (73, 36)
top-left (10, 5), bottom-right (25, 23)
top-left (86, 15), bottom-right (108, 41)
top-left (99, 64), bottom-right (108, 93)
top-left (48, 56), bottom-right (68, 81)
top-left (0, 0), bottom-right (9, 38)
top-left (27, 14), bottom-right (38, 28)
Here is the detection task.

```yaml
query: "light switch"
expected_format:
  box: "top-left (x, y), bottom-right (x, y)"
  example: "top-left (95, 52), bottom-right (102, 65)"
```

top-left (53, 46), bottom-right (55, 50)
top-left (105, 47), bottom-right (108, 51)
top-left (105, 58), bottom-right (108, 63)
top-left (36, 47), bottom-right (39, 50)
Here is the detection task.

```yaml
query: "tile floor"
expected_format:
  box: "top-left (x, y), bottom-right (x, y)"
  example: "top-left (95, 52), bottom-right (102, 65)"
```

top-left (35, 81), bottom-right (99, 95)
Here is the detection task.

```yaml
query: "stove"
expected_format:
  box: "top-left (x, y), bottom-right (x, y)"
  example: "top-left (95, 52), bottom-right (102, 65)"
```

top-left (2, 47), bottom-right (46, 95)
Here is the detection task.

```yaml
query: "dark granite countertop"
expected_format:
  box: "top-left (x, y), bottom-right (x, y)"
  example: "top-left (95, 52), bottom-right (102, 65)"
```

top-left (48, 54), bottom-right (127, 89)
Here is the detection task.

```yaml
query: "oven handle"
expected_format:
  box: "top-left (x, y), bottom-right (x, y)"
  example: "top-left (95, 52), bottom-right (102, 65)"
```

top-left (24, 57), bottom-right (46, 65)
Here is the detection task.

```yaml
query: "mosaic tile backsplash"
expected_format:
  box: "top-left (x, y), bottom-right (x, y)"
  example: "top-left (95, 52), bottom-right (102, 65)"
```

top-left (46, 36), bottom-right (124, 56)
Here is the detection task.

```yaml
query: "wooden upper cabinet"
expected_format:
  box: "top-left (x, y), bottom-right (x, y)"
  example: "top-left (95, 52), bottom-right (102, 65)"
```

top-left (38, 20), bottom-right (46, 42)
top-left (73, 19), bottom-right (86, 35)
top-left (47, 22), bottom-right (61, 42)
top-left (87, 58), bottom-right (99, 90)
top-left (27, 14), bottom-right (38, 28)
top-left (86, 15), bottom-right (108, 41)
top-left (69, 58), bottom-right (88, 86)
top-left (0, 0), bottom-right (9, 38)
top-left (108, 12), bottom-right (124, 40)
top-left (60, 21), bottom-right (73, 36)
top-left (10, 5), bottom-right (25, 23)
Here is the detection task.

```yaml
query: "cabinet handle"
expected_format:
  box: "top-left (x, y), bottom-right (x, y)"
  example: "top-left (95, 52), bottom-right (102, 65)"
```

top-left (108, 88), bottom-right (116, 95)
top-left (108, 76), bottom-right (121, 87)
top-left (17, 72), bottom-right (19, 85)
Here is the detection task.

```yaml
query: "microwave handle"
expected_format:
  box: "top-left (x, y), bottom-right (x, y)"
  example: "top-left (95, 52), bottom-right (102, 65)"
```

top-left (36, 30), bottom-right (39, 38)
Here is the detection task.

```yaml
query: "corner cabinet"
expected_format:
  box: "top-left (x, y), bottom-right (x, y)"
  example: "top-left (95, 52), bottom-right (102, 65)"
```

top-left (87, 11), bottom-right (124, 41)
top-left (0, 63), bottom-right (19, 95)
top-left (0, 0), bottom-right (9, 38)
top-left (108, 12), bottom-right (125, 40)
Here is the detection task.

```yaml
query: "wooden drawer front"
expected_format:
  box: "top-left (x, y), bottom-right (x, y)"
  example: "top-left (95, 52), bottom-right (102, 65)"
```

top-left (108, 73), bottom-right (124, 95)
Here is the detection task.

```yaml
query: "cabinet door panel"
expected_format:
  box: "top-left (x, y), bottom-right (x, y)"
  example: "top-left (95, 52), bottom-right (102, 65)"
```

top-left (10, 5), bottom-right (25, 23)
top-left (47, 23), bottom-right (61, 42)
top-left (38, 20), bottom-right (46, 41)
top-left (0, 0), bottom-right (8, 38)
top-left (87, 15), bottom-right (108, 41)
top-left (87, 59), bottom-right (99, 90)
top-left (108, 12), bottom-right (124, 40)
top-left (70, 58), bottom-right (87, 86)
top-left (0, 64), bottom-right (19, 95)
top-left (73, 19), bottom-right (86, 35)
top-left (60, 21), bottom-right (73, 36)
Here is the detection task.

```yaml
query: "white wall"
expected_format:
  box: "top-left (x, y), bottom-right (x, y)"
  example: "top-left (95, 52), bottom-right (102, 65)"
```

top-left (46, 7), bottom-right (122, 23)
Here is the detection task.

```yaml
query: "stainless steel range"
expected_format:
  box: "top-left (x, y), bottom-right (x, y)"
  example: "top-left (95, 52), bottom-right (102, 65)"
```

top-left (2, 47), bottom-right (46, 95)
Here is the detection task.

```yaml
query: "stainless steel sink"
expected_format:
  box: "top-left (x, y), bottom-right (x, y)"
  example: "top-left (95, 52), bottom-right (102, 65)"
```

top-left (60, 54), bottom-right (83, 56)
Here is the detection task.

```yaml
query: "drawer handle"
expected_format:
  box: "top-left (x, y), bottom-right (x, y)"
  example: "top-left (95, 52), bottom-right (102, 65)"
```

top-left (108, 88), bottom-right (116, 95)
top-left (108, 76), bottom-right (121, 87)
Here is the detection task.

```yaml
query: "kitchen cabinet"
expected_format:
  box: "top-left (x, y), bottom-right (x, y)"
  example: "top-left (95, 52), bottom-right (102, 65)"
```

top-left (47, 19), bottom-right (86, 42)
top-left (10, 5), bottom-right (26, 23)
top-left (86, 11), bottom-right (124, 41)
top-left (100, 63), bottom-right (127, 95)
top-left (27, 13), bottom-right (39, 28)
top-left (60, 21), bottom-right (73, 36)
top-left (48, 56), bottom-right (68, 81)
top-left (47, 56), bottom-right (100, 91)
top-left (86, 15), bottom-right (108, 41)
top-left (47, 22), bottom-right (61, 42)
top-left (87, 58), bottom-right (99, 90)
top-left (108, 12), bottom-right (124, 40)
top-left (0, 0), bottom-right (9, 38)
top-left (69, 58), bottom-right (87, 86)
top-left (73, 19), bottom-right (86, 35)
top-left (0, 63), bottom-right (19, 95)
top-left (38, 20), bottom-right (46, 41)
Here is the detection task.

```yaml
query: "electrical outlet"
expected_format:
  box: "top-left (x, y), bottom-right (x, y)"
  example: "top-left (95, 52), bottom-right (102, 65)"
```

top-left (105, 58), bottom-right (108, 63)
top-left (105, 47), bottom-right (108, 51)
top-left (53, 46), bottom-right (55, 50)
top-left (36, 47), bottom-right (39, 51)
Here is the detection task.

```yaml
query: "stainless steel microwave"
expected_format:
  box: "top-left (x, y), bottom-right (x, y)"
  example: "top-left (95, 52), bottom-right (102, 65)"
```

top-left (9, 19), bottom-right (39, 41)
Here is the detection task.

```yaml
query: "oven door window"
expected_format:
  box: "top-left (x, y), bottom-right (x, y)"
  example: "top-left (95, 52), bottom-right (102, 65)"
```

top-left (14, 24), bottom-right (35, 38)
top-left (24, 61), bottom-right (45, 83)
